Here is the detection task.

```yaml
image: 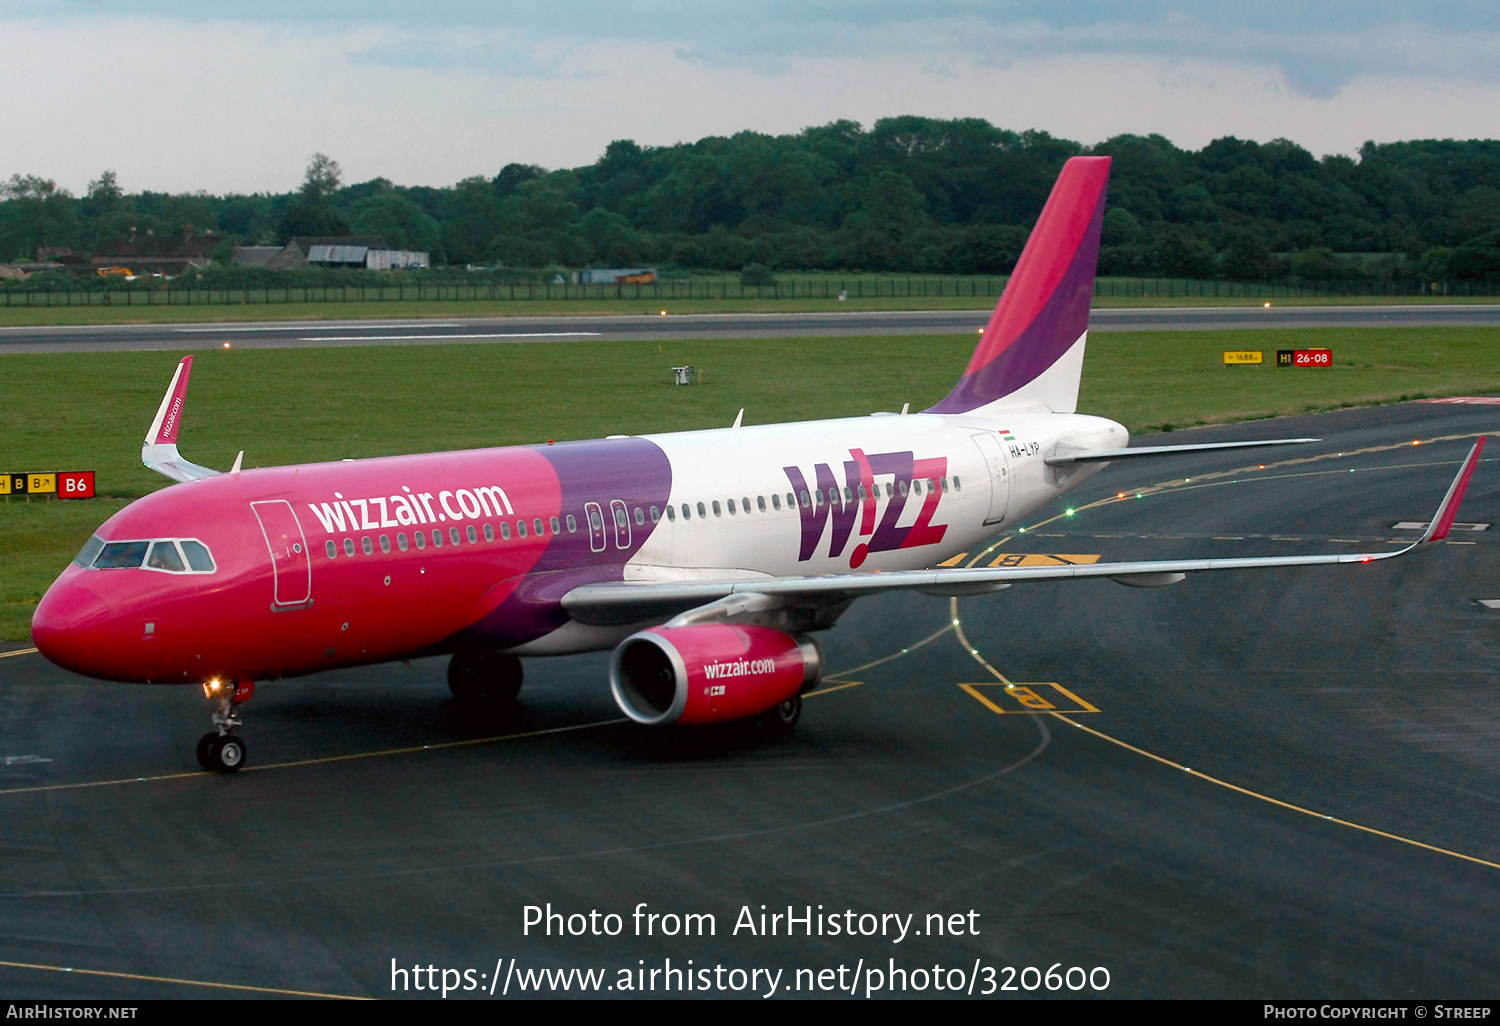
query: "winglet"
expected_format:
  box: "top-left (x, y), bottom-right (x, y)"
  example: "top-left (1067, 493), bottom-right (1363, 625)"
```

top-left (145, 355), bottom-right (193, 447)
top-left (141, 355), bottom-right (222, 483)
top-left (1419, 437), bottom-right (1485, 543)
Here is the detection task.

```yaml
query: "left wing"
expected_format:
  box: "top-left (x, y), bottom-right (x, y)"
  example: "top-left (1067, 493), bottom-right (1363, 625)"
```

top-left (562, 438), bottom-right (1485, 626)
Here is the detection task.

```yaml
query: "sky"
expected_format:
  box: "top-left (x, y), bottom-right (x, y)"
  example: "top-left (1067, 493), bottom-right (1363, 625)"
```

top-left (4, 2), bottom-right (1500, 196)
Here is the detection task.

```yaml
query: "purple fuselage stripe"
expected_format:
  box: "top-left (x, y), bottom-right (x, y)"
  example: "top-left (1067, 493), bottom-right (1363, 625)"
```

top-left (461, 437), bottom-right (673, 647)
top-left (927, 189), bottom-right (1106, 414)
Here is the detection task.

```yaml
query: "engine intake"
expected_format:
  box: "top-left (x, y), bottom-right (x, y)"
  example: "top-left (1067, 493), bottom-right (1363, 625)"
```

top-left (610, 624), bottom-right (822, 726)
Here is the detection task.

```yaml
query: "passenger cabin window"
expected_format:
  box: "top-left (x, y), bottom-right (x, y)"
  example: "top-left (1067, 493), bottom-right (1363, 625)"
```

top-left (94, 541), bottom-right (149, 569)
top-left (449, 527), bottom-right (461, 545)
top-left (696, 502), bottom-right (706, 518)
top-left (380, 535), bottom-right (392, 553)
top-left (533, 518), bottom-right (544, 536)
top-left (362, 537), bottom-right (374, 555)
top-left (326, 540), bottom-right (337, 559)
top-left (483, 524), bottom-right (494, 542)
top-left (649, 506), bottom-right (660, 523)
top-left (415, 531), bottom-right (426, 550)
top-left (666, 505), bottom-right (676, 521)
top-left (758, 496), bottom-right (767, 512)
top-left (633, 507), bottom-right (645, 525)
top-left (742, 496), bottom-right (751, 512)
top-left (786, 492), bottom-right (795, 508)
top-left (517, 520), bottom-right (527, 538)
top-left (953, 476), bottom-right (962, 491)
top-left (499, 522), bottom-right (511, 540)
top-left (771, 494), bottom-right (780, 511)
top-left (712, 500), bottom-right (722, 517)
top-left (432, 530), bottom-right (443, 548)
top-left (566, 514), bottom-right (577, 533)
top-left (551, 516), bottom-right (561, 534)
top-left (727, 499), bottom-right (736, 514)
top-left (466, 526), bottom-right (477, 543)
top-left (398, 532), bottom-right (409, 550)
top-left (344, 538), bottom-right (356, 556)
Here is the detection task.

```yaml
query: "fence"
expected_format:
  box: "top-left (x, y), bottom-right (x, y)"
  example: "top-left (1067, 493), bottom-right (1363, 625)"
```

top-left (1, 276), bottom-right (1495, 307)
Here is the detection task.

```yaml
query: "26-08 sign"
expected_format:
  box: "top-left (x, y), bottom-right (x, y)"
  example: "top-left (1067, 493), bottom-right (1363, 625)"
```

top-left (1293, 349), bottom-right (1332, 367)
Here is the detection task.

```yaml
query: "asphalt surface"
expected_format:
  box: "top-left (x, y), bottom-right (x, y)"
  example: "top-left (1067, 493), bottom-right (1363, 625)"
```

top-left (0, 399), bottom-right (1497, 999)
top-left (2, 304), bottom-right (1500, 353)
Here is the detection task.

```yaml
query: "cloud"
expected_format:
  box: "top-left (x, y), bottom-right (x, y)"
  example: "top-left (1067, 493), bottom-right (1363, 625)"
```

top-left (5, 2), bottom-right (1500, 95)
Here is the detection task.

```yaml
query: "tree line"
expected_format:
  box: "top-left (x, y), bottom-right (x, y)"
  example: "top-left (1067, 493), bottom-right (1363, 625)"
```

top-left (3, 117), bottom-right (1500, 282)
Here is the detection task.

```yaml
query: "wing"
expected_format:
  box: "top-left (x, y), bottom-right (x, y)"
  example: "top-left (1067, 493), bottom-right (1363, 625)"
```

top-left (142, 355), bottom-right (222, 483)
top-left (562, 438), bottom-right (1485, 627)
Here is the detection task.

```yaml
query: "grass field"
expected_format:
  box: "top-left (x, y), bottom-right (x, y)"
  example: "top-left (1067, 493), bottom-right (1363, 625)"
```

top-left (0, 293), bottom-right (1496, 328)
top-left (3, 325), bottom-right (1498, 642)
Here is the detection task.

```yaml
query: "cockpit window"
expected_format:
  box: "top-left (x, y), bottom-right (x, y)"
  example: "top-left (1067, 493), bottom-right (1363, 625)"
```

top-left (94, 541), bottom-right (149, 569)
top-left (180, 540), bottom-right (214, 572)
top-left (75, 535), bottom-right (105, 568)
top-left (87, 537), bottom-right (216, 573)
top-left (146, 541), bottom-right (186, 572)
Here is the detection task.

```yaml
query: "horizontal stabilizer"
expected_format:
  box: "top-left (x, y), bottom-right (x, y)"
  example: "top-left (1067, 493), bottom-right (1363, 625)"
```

top-left (1044, 437), bottom-right (1319, 466)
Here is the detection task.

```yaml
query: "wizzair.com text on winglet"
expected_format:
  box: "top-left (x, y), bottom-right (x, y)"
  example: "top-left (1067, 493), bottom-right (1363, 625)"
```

top-left (32, 156), bottom-right (1481, 771)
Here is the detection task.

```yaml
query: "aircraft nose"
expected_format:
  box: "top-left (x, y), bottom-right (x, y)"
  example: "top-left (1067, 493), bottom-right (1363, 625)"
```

top-left (32, 574), bottom-right (111, 677)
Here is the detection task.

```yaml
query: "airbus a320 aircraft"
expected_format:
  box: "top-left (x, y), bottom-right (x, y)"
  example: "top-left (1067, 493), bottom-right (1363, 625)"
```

top-left (31, 156), bottom-right (1484, 772)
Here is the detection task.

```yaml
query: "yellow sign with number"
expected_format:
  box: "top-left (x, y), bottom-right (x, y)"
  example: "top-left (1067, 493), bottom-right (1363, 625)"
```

top-left (28, 473), bottom-right (57, 494)
top-left (1223, 350), bottom-right (1263, 365)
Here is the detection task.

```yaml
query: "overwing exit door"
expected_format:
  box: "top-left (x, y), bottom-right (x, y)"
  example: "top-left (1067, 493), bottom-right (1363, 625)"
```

top-left (250, 500), bottom-right (312, 608)
top-left (970, 432), bottom-right (1011, 525)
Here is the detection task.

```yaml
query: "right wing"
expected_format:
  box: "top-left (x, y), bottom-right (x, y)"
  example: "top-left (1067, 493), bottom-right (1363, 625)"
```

top-left (142, 355), bottom-right (222, 483)
top-left (562, 438), bottom-right (1486, 626)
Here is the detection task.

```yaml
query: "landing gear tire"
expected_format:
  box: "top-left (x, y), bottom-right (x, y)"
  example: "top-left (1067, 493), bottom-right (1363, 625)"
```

top-left (195, 732), bottom-right (216, 769)
top-left (448, 650), bottom-right (523, 704)
top-left (198, 733), bottom-right (247, 773)
top-left (761, 695), bottom-right (802, 732)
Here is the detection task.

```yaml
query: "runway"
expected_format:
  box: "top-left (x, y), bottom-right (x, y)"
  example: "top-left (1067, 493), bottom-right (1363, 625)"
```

top-left (3, 303), bottom-right (1500, 353)
top-left (0, 400), bottom-right (1497, 998)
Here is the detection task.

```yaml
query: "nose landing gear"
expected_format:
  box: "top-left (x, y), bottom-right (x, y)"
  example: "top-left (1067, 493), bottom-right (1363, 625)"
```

top-left (197, 680), bottom-right (252, 773)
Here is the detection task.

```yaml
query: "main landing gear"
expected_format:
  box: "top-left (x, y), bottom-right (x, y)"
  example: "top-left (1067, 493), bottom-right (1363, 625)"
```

top-left (760, 695), bottom-right (802, 732)
top-left (448, 650), bottom-right (523, 705)
top-left (197, 679), bottom-right (251, 773)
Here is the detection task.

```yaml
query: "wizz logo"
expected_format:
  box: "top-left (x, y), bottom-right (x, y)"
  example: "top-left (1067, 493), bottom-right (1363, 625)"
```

top-left (783, 448), bottom-right (948, 568)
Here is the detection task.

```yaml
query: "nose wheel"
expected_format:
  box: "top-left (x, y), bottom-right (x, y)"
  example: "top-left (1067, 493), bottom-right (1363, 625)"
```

top-left (196, 732), bottom-right (248, 772)
top-left (197, 680), bottom-right (252, 773)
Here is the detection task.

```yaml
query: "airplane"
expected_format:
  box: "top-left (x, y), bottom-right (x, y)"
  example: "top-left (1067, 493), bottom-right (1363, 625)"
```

top-left (30, 156), bottom-right (1485, 772)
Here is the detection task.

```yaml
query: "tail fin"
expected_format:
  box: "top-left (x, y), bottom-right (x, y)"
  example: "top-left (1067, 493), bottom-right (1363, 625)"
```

top-left (927, 155), bottom-right (1111, 416)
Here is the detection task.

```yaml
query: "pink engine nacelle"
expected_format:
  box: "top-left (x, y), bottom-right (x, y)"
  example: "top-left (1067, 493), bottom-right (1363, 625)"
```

top-left (609, 624), bottom-right (823, 726)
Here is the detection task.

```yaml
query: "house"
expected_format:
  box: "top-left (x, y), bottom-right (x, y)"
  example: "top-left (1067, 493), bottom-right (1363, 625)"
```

top-left (91, 229), bottom-right (219, 276)
top-left (261, 236), bottom-right (429, 271)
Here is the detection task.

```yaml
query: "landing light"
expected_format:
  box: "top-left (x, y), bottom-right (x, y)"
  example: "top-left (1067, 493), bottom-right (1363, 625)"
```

top-left (201, 678), bottom-right (225, 698)
top-left (222, 342), bottom-right (231, 349)
top-left (660, 310), bottom-right (667, 316)
top-left (1065, 508), bottom-right (1075, 516)
top-left (1264, 302), bottom-right (1271, 308)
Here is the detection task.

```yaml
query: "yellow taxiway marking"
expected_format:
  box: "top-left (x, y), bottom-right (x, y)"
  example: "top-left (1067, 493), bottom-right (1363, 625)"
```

top-left (0, 648), bottom-right (38, 660)
top-left (0, 958), bottom-right (367, 999)
top-left (813, 622), bottom-right (957, 696)
top-left (959, 681), bottom-right (1100, 715)
top-left (0, 719), bottom-right (626, 796)
top-left (947, 597), bottom-right (1500, 873)
top-left (987, 553), bottom-right (1101, 568)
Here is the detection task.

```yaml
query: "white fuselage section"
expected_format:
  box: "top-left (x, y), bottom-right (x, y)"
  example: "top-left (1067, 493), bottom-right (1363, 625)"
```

top-left (630, 410), bottom-right (1128, 580)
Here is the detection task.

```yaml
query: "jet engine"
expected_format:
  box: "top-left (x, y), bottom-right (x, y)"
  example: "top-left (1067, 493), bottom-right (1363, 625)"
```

top-left (609, 624), bottom-right (823, 726)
